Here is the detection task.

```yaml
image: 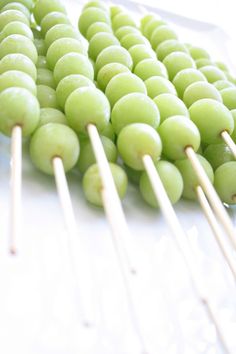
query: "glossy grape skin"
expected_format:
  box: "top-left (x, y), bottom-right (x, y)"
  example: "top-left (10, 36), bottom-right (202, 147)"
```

top-left (37, 85), bottom-right (59, 108)
top-left (140, 160), bottom-right (183, 208)
top-left (214, 80), bottom-right (235, 91)
top-left (183, 81), bottom-right (222, 108)
top-left (111, 92), bottom-right (160, 134)
top-left (45, 24), bottom-right (81, 49)
top-left (36, 68), bottom-right (55, 89)
top-left (46, 38), bottom-right (86, 70)
top-left (101, 122), bottom-right (115, 141)
top-left (175, 155), bottom-right (214, 200)
top-left (0, 0), bottom-right (33, 11)
top-left (97, 62), bottom-right (130, 91)
top-left (158, 115), bottom-right (200, 160)
top-left (78, 7), bottom-right (110, 36)
top-left (189, 98), bottom-right (234, 144)
top-left (231, 109), bottom-right (236, 142)
top-left (95, 45), bottom-right (133, 74)
top-left (225, 71), bottom-right (236, 84)
top-left (200, 65), bottom-right (227, 83)
top-left (53, 53), bottom-right (94, 85)
top-left (30, 123), bottom-right (79, 175)
top-left (120, 33), bottom-right (149, 50)
top-left (105, 72), bottom-right (147, 108)
top-left (78, 135), bottom-right (117, 173)
top-left (0, 70), bottom-right (36, 95)
top-left (33, 0), bottom-right (67, 25)
top-left (156, 39), bottom-right (188, 61)
top-left (150, 25), bottom-right (178, 50)
top-left (140, 14), bottom-right (156, 32)
top-left (117, 123), bottom-right (162, 170)
top-left (220, 87), bottom-right (236, 110)
top-left (172, 68), bottom-right (207, 98)
top-left (195, 58), bottom-right (215, 69)
top-left (1, 3), bottom-right (31, 19)
top-left (0, 34), bottom-right (38, 64)
top-left (128, 44), bottom-right (156, 68)
top-left (134, 58), bottom-right (168, 81)
top-left (40, 11), bottom-right (70, 36)
top-left (86, 21), bottom-right (112, 41)
top-left (0, 9), bottom-right (29, 31)
top-left (215, 61), bottom-right (229, 72)
top-left (0, 53), bottom-right (37, 80)
top-left (56, 74), bottom-right (95, 110)
top-left (82, 163), bottom-right (128, 207)
top-left (38, 108), bottom-right (67, 127)
top-left (88, 32), bottom-right (120, 61)
top-left (115, 25), bottom-right (140, 41)
top-left (110, 5), bottom-right (123, 19)
top-left (189, 46), bottom-right (210, 60)
top-left (142, 18), bottom-right (166, 39)
top-left (163, 52), bottom-right (196, 81)
top-left (214, 162), bottom-right (236, 204)
top-left (112, 12), bottom-right (136, 31)
top-left (83, 0), bottom-right (107, 11)
top-left (34, 38), bottom-right (46, 56)
top-left (153, 94), bottom-right (189, 122)
top-left (0, 21), bottom-right (33, 41)
top-left (145, 76), bottom-right (177, 98)
top-left (203, 143), bottom-right (234, 170)
top-left (36, 56), bottom-right (48, 69)
top-left (0, 87), bottom-right (39, 136)
top-left (65, 86), bottom-right (110, 134)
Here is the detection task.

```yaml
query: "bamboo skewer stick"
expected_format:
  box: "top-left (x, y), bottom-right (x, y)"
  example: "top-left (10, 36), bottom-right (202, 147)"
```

top-left (221, 131), bottom-right (236, 159)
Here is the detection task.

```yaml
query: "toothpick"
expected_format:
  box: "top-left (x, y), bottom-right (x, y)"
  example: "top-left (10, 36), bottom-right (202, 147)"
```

top-left (221, 131), bottom-right (236, 159)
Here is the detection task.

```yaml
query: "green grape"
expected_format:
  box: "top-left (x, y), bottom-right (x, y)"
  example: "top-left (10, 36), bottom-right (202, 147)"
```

top-left (115, 25), bottom-right (140, 40)
top-left (175, 155), bottom-right (214, 200)
top-left (163, 52), bottom-right (196, 81)
top-left (124, 164), bottom-right (142, 184)
top-left (78, 135), bottom-right (117, 173)
top-left (120, 33), bottom-right (149, 50)
top-left (105, 72), bottom-right (147, 108)
top-left (110, 5), bottom-right (123, 19)
top-left (45, 23), bottom-right (81, 49)
top-left (38, 107), bottom-right (67, 127)
top-left (0, 0), bottom-right (33, 10)
top-left (140, 160), bottom-right (183, 207)
top-left (56, 74), bottom-right (95, 110)
top-left (150, 25), bottom-right (178, 50)
top-left (34, 38), bottom-right (46, 56)
top-left (82, 163), bottom-right (128, 207)
top-left (86, 21), bottom-right (112, 41)
top-left (215, 61), bottom-right (229, 72)
top-left (189, 46), bottom-right (210, 60)
top-left (220, 87), bottom-right (236, 110)
top-left (101, 122), bottom-right (115, 141)
top-left (95, 45), bottom-right (133, 74)
top-left (40, 11), bottom-right (70, 36)
top-left (88, 32), bottom-right (120, 61)
top-left (78, 7), bottom-right (110, 36)
top-left (153, 94), bottom-right (189, 122)
top-left (0, 53), bottom-right (37, 80)
top-left (200, 65), bottom-right (227, 83)
top-left (83, 0), bottom-right (107, 11)
top-left (189, 98), bottom-right (234, 144)
top-left (195, 58), bottom-right (215, 69)
top-left (33, 0), bottom-right (66, 25)
top-left (46, 37), bottom-right (86, 70)
top-left (112, 12), bottom-right (136, 31)
top-left (183, 81), bottom-right (222, 108)
top-left (172, 68), bottom-right (207, 98)
top-left (65, 86), bottom-right (110, 134)
top-left (0, 34), bottom-right (38, 64)
top-left (213, 80), bottom-right (235, 91)
top-left (140, 14), bottom-right (157, 32)
top-left (111, 92), bottom-right (160, 134)
top-left (231, 109), bottom-right (236, 142)
top-left (145, 76), bottom-right (177, 98)
top-left (97, 62), bottom-right (130, 91)
top-left (0, 70), bottom-right (36, 95)
top-left (54, 53), bottom-right (94, 85)
top-left (37, 84), bottom-right (59, 108)
top-left (224, 71), bottom-right (236, 83)
top-left (128, 44), bottom-right (156, 68)
top-left (134, 58), bottom-right (168, 81)
top-left (0, 9), bottom-right (29, 31)
top-left (204, 143), bottom-right (234, 170)
top-left (1, 21), bottom-right (33, 41)
top-left (156, 39), bottom-right (188, 61)
top-left (117, 123), bottom-right (162, 170)
top-left (36, 55), bottom-right (48, 69)
top-left (142, 18), bottom-right (166, 39)
top-left (36, 68), bottom-right (55, 88)
top-left (30, 123), bottom-right (79, 175)
top-left (214, 162), bottom-right (236, 204)
top-left (0, 87), bottom-right (39, 136)
top-left (158, 115), bottom-right (200, 160)
top-left (1, 3), bottom-right (31, 19)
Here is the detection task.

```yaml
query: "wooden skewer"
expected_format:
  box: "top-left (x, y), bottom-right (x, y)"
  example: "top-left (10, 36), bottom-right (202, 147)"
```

top-left (142, 154), bottom-right (231, 353)
top-left (221, 130), bottom-right (236, 159)
top-left (185, 146), bottom-right (236, 250)
top-left (9, 125), bottom-right (22, 255)
top-left (196, 185), bottom-right (236, 281)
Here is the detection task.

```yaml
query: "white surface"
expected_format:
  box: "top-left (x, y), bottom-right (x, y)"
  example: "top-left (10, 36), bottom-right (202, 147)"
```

top-left (0, 1), bottom-right (236, 354)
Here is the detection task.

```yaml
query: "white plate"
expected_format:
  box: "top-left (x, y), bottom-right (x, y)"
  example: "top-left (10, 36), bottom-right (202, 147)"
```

top-left (0, 1), bottom-right (236, 354)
